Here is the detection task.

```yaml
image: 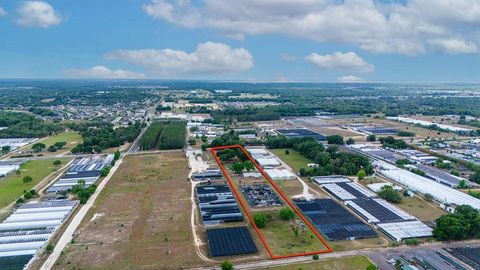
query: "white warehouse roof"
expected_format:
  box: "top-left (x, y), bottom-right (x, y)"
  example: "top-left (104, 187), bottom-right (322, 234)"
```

top-left (377, 221), bottom-right (433, 241)
top-left (375, 160), bottom-right (480, 209)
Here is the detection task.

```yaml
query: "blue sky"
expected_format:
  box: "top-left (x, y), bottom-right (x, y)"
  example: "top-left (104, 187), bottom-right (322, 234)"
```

top-left (0, 0), bottom-right (480, 82)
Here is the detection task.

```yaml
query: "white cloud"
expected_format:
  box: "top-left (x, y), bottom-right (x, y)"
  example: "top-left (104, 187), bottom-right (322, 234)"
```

top-left (105, 42), bottom-right (253, 76)
top-left (337, 75), bottom-right (364, 83)
top-left (62, 66), bottom-right (146, 79)
top-left (305, 52), bottom-right (374, 73)
top-left (16, 1), bottom-right (62, 28)
top-left (429, 39), bottom-right (478, 54)
top-left (0, 7), bottom-right (6, 17)
top-left (281, 53), bottom-right (297, 61)
top-left (142, 0), bottom-right (480, 55)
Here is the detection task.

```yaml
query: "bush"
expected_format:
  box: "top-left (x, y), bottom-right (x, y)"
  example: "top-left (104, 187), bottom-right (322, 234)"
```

top-left (404, 238), bottom-right (419, 246)
top-left (367, 134), bottom-right (376, 141)
top-left (46, 244), bottom-right (54, 253)
top-left (366, 264), bottom-right (377, 270)
top-left (378, 185), bottom-right (402, 203)
top-left (312, 254), bottom-right (319, 260)
top-left (346, 138), bottom-right (355, 145)
top-left (221, 260), bottom-right (233, 270)
top-left (357, 169), bottom-right (366, 180)
top-left (253, 213), bottom-right (269, 228)
top-left (22, 175), bottom-right (33, 184)
top-left (188, 138), bottom-right (196, 146)
top-left (279, 207), bottom-right (295, 221)
top-left (53, 160), bottom-right (62, 166)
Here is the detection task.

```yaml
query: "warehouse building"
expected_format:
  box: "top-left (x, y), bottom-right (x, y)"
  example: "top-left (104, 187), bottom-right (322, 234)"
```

top-left (192, 170), bottom-right (223, 181)
top-left (264, 168), bottom-right (295, 180)
top-left (0, 165), bottom-right (20, 177)
top-left (321, 182), bottom-right (376, 201)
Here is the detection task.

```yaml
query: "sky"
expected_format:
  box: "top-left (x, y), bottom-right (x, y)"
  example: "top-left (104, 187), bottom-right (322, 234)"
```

top-left (0, 0), bottom-right (480, 82)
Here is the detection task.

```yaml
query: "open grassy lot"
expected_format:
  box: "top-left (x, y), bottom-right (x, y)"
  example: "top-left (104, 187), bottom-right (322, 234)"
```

top-left (0, 158), bottom-right (70, 208)
top-left (54, 152), bottom-right (207, 270)
top-left (257, 210), bottom-right (328, 256)
top-left (270, 148), bottom-right (312, 173)
top-left (37, 131), bottom-right (82, 154)
top-left (264, 255), bottom-right (374, 270)
top-left (396, 195), bottom-right (446, 222)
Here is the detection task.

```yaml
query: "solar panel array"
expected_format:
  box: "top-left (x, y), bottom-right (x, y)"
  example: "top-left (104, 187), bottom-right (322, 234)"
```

top-left (353, 126), bottom-right (399, 135)
top-left (47, 155), bottom-right (114, 193)
top-left (0, 200), bottom-right (77, 270)
top-left (196, 184), bottom-right (243, 225)
top-left (321, 182), bottom-right (376, 201)
top-left (294, 199), bottom-right (377, 241)
top-left (275, 128), bottom-right (327, 141)
top-left (207, 227), bottom-right (257, 257)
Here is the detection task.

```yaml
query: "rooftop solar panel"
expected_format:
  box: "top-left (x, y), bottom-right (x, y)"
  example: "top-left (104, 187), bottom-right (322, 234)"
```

top-left (347, 198), bottom-right (413, 224)
top-left (207, 227), bottom-right (257, 257)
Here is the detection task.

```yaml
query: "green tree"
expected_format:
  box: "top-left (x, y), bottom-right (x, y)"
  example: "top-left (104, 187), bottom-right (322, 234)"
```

top-left (346, 138), bottom-right (355, 145)
top-left (378, 185), bottom-right (402, 203)
top-left (221, 260), bottom-right (233, 270)
top-left (45, 244), bottom-right (55, 253)
top-left (312, 254), bottom-right (319, 260)
top-left (253, 213), bottom-right (268, 228)
top-left (47, 145), bottom-right (57, 152)
top-left (327, 135), bottom-right (344, 145)
top-left (1, 145), bottom-right (11, 154)
top-left (458, 179), bottom-right (467, 189)
top-left (285, 149), bottom-right (290, 155)
top-left (357, 169), bottom-right (366, 180)
top-left (231, 162), bottom-right (245, 174)
top-left (424, 193), bottom-right (434, 202)
top-left (32, 142), bottom-right (46, 152)
top-left (366, 134), bottom-right (376, 141)
top-left (279, 207), bottom-right (295, 221)
top-left (366, 264), bottom-right (378, 270)
top-left (114, 150), bottom-right (121, 161)
top-left (22, 175), bottom-right (33, 184)
top-left (188, 138), bottom-right (197, 145)
top-left (101, 167), bottom-right (111, 177)
top-left (244, 161), bottom-right (255, 172)
top-left (54, 141), bottom-right (67, 149)
top-left (53, 160), bottom-right (62, 166)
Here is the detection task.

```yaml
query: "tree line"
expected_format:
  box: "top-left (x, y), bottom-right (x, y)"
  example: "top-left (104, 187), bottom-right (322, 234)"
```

top-left (139, 121), bottom-right (186, 150)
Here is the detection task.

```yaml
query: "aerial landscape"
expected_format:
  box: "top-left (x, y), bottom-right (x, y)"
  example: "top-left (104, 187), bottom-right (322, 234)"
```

top-left (2, 1), bottom-right (480, 270)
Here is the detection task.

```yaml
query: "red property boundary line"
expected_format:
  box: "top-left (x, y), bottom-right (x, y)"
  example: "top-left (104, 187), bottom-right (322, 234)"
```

top-left (210, 144), bottom-right (333, 259)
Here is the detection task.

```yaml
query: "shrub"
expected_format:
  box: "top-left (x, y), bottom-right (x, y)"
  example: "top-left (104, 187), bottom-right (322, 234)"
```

top-left (279, 207), bottom-right (295, 221)
top-left (312, 254), bottom-right (319, 260)
top-left (221, 260), bottom-right (233, 270)
top-left (253, 213), bottom-right (269, 228)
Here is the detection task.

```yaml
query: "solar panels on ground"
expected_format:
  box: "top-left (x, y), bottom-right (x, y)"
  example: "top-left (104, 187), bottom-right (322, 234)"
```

top-left (192, 170), bottom-right (223, 181)
top-left (276, 128), bottom-right (326, 141)
top-left (196, 184), bottom-right (243, 225)
top-left (353, 126), bottom-right (399, 135)
top-left (294, 199), bottom-right (377, 241)
top-left (0, 254), bottom-right (35, 270)
top-left (207, 226), bottom-right (257, 257)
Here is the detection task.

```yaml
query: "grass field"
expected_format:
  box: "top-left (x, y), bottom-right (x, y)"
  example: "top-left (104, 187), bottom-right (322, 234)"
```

top-left (257, 211), bottom-right (329, 256)
top-left (54, 152), bottom-right (207, 270)
top-left (396, 195), bottom-right (446, 222)
top-left (270, 148), bottom-right (312, 173)
top-left (37, 131), bottom-right (82, 153)
top-left (265, 255), bottom-right (374, 270)
top-left (0, 158), bottom-right (70, 208)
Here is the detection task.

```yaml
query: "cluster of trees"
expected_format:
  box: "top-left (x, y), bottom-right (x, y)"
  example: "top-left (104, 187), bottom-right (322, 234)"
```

top-left (253, 212), bottom-right (270, 228)
top-left (433, 205), bottom-right (480, 241)
top-left (71, 180), bottom-right (97, 204)
top-left (47, 141), bottom-right (66, 152)
top-left (379, 136), bottom-right (408, 149)
top-left (212, 108), bottom-right (281, 123)
top-left (155, 105), bottom-right (172, 112)
top-left (326, 135), bottom-right (345, 145)
top-left (139, 121), bottom-right (186, 150)
top-left (0, 112), bottom-right (64, 138)
top-left (71, 122), bottom-right (144, 153)
top-left (397, 131), bottom-right (415, 137)
top-left (230, 161), bottom-right (254, 174)
top-left (266, 136), bottom-right (373, 177)
top-left (378, 185), bottom-right (402, 204)
top-left (28, 108), bottom-right (57, 117)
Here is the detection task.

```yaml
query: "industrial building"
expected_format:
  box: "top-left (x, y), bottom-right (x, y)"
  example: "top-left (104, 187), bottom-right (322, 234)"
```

top-left (264, 169), bottom-right (295, 180)
top-left (0, 165), bottom-right (19, 178)
top-left (377, 221), bottom-right (433, 242)
top-left (191, 170), bottom-right (223, 181)
top-left (412, 163), bottom-right (463, 188)
top-left (350, 125), bottom-right (399, 135)
top-left (47, 155), bottom-right (114, 193)
top-left (375, 160), bottom-right (480, 209)
top-left (0, 200), bottom-right (77, 270)
top-left (321, 182), bottom-right (376, 201)
top-left (255, 158), bottom-right (281, 168)
top-left (196, 184), bottom-right (243, 225)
